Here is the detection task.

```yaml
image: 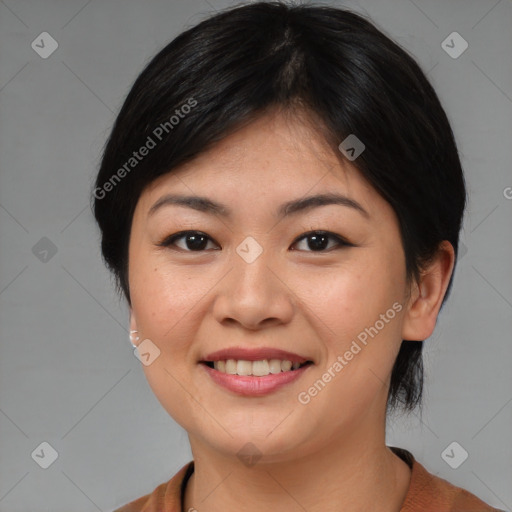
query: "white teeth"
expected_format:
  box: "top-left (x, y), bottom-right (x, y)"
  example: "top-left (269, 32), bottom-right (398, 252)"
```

top-left (225, 359), bottom-right (237, 374)
top-left (212, 359), bottom-right (307, 376)
top-left (268, 359), bottom-right (282, 374)
top-left (252, 360), bottom-right (270, 376)
top-left (281, 360), bottom-right (292, 372)
top-left (236, 360), bottom-right (252, 376)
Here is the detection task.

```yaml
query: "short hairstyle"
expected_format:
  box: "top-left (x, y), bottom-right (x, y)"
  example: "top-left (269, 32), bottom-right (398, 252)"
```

top-left (92, 1), bottom-right (467, 412)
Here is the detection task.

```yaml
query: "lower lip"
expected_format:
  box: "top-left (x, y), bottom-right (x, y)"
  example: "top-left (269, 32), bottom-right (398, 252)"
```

top-left (201, 363), bottom-right (312, 396)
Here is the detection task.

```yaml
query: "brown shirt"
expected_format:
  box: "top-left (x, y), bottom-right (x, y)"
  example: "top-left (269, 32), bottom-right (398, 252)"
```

top-left (113, 448), bottom-right (503, 512)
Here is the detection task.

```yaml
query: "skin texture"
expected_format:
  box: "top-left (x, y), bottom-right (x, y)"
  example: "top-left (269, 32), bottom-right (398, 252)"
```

top-left (128, 108), bottom-right (455, 512)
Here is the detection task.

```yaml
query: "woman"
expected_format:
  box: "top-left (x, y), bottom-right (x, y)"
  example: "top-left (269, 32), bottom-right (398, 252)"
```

top-left (93, 2), bottom-right (503, 511)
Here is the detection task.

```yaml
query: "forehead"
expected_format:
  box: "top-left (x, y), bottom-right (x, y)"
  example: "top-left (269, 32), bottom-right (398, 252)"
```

top-left (137, 110), bottom-right (386, 221)
top-left (141, 112), bottom-right (371, 198)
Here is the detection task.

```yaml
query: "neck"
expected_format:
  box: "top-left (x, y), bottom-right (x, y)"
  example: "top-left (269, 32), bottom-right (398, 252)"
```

top-left (183, 417), bottom-right (411, 512)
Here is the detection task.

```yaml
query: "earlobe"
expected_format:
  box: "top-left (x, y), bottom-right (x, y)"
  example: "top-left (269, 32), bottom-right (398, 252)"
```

top-left (401, 241), bottom-right (455, 342)
top-left (129, 310), bottom-right (140, 347)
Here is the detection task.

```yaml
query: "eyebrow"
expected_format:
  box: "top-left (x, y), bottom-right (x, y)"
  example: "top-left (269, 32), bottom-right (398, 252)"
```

top-left (148, 192), bottom-right (370, 220)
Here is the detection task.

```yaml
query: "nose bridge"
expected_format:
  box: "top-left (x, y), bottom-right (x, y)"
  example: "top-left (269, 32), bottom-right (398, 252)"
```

top-left (213, 235), bottom-right (293, 328)
top-left (232, 235), bottom-right (278, 300)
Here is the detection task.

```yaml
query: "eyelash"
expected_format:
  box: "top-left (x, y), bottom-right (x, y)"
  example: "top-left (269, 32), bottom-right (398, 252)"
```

top-left (157, 230), bottom-right (353, 253)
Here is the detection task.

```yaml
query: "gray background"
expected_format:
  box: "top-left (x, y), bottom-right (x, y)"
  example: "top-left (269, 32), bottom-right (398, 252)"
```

top-left (0, 0), bottom-right (511, 510)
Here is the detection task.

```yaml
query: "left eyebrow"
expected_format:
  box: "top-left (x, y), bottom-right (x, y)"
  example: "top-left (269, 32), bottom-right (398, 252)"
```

top-left (278, 192), bottom-right (370, 219)
top-left (148, 192), bottom-right (370, 220)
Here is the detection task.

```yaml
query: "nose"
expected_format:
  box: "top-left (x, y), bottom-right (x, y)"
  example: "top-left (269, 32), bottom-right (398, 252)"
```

top-left (212, 247), bottom-right (295, 331)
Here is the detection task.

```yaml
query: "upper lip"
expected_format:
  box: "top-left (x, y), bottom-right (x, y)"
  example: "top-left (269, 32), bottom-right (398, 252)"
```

top-left (201, 347), bottom-right (313, 364)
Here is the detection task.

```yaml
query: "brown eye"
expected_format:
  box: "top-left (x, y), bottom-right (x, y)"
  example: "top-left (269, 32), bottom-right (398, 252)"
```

top-left (158, 231), bottom-right (219, 252)
top-left (291, 231), bottom-right (352, 252)
top-left (158, 229), bottom-right (352, 253)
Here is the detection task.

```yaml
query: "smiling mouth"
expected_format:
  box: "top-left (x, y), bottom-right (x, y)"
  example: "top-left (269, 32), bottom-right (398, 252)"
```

top-left (201, 359), bottom-right (314, 377)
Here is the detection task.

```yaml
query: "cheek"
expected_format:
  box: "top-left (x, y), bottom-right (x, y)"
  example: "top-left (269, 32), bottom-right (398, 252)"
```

top-left (302, 260), bottom-right (398, 337)
top-left (131, 266), bottom-right (187, 350)
top-left (131, 256), bottom-right (207, 334)
top-left (130, 260), bottom-right (211, 429)
top-left (303, 252), bottom-right (405, 391)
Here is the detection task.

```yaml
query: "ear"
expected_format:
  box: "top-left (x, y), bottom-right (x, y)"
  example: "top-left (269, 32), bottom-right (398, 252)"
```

top-left (401, 241), bottom-right (456, 342)
top-left (129, 309), bottom-right (140, 347)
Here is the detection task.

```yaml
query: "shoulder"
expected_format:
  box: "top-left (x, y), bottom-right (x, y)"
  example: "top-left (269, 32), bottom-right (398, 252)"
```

top-left (112, 462), bottom-right (194, 512)
top-left (394, 448), bottom-right (504, 512)
top-left (112, 482), bottom-right (166, 512)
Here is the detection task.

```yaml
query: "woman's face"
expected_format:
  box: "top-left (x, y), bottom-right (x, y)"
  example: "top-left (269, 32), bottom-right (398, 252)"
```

top-left (128, 110), bottom-right (416, 462)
